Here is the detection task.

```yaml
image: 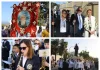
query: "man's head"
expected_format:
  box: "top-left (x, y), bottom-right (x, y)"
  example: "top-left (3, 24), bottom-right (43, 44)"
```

top-left (62, 9), bottom-right (67, 18)
top-left (77, 7), bottom-right (82, 15)
top-left (15, 39), bottom-right (20, 44)
top-left (13, 44), bottom-right (20, 54)
top-left (44, 39), bottom-right (49, 49)
top-left (3, 39), bottom-right (7, 41)
top-left (34, 39), bottom-right (41, 47)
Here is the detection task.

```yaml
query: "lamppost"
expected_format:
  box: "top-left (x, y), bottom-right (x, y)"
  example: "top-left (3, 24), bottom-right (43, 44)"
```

top-left (69, 46), bottom-right (73, 53)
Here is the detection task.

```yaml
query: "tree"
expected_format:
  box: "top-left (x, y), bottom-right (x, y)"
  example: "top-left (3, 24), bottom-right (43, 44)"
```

top-left (51, 39), bottom-right (59, 60)
top-left (51, 39), bottom-right (68, 60)
top-left (79, 50), bottom-right (89, 59)
top-left (51, 2), bottom-right (59, 10)
top-left (38, 2), bottom-right (49, 26)
top-left (59, 39), bottom-right (68, 57)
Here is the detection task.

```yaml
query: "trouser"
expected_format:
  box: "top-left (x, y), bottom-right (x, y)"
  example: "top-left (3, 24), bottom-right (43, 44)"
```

top-left (3, 57), bottom-right (9, 68)
top-left (56, 32), bottom-right (68, 37)
top-left (74, 69), bottom-right (79, 70)
top-left (69, 68), bottom-right (73, 70)
top-left (58, 68), bottom-right (62, 70)
top-left (85, 67), bottom-right (90, 70)
top-left (78, 68), bottom-right (84, 70)
top-left (75, 29), bottom-right (83, 37)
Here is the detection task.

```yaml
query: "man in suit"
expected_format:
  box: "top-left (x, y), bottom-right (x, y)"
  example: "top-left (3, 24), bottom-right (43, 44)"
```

top-left (2, 39), bottom-right (10, 68)
top-left (63, 59), bottom-right (67, 70)
top-left (70, 7), bottom-right (84, 37)
top-left (12, 44), bottom-right (21, 70)
top-left (53, 9), bottom-right (70, 37)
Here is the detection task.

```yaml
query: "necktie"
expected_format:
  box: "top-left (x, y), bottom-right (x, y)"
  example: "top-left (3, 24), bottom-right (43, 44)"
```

top-left (79, 15), bottom-right (82, 30)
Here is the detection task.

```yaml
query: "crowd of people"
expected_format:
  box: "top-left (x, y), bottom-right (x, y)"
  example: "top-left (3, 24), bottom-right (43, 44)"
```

top-left (2, 24), bottom-right (49, 37)
top-left (2, 25), bottom-right (10, 37)
top-left (51, 7), bottom-right (98, 37)
top-left (36, 24), bottom-right (49, 37)
top-left (2, 39), bottom-right (49, 70)
top-left (56, 58), bottom-right (98, 70)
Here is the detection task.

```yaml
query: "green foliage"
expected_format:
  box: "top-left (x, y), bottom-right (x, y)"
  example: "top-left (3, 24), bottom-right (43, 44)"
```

top-left (79, 50), bottom-right (89, 59)
top-left (51, 39), bottom-right (59, 55)
top-left (51, 39), bottom-right (68, 60)
top-left (38, 2), bottom-right (49, 26)
top-left (51, 2), bottom-right (59, 10)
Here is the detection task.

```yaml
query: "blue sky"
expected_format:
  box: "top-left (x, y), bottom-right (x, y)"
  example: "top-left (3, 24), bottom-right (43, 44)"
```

top-left (54, 2), bottom-right (66, 4)
top-left (64, 39), bottom-right (99, 58)
top-left (2, 2), bottom-right (21, 23)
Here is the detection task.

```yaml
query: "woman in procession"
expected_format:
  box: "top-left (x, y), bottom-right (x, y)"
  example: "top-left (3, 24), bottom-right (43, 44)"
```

top-left (16, 39), bottom-right (40, 70)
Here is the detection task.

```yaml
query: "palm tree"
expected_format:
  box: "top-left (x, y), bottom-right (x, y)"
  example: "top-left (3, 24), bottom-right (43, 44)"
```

top-left (51, 39), bottom-right (59, 60)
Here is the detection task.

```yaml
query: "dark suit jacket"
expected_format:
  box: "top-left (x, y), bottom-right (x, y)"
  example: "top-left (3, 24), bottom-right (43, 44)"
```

top-left (63, 61), bottom-right (68, 70)
top-left (12, 53), bottom-right (21, 70)
top-left (15, 55), bottom-right (40, 70)
top-left (2, 41), bottom-right (10, 60)
top-left (55, 17), bottom-right (70, 37)
top-left (70, 14), bottom-right (84, 35)
top-left (2, 41), bottom-right (10, 51)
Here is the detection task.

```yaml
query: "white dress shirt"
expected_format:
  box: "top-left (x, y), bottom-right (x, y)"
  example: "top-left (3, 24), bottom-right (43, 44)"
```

top-left (74, 61), bottom-right (78, 69)
top-left (60, 18), bottom-right (66, 33)
top-left (58, 60), bottom-right (63, 68)
top-left (22, 56), bottom-right (27, 67)
top-left (78, 62), bottom-right (84, 69)
top-left (69, 60), bottom-right (74, 68)
top-left (77, 14), bottom-right (83, 30)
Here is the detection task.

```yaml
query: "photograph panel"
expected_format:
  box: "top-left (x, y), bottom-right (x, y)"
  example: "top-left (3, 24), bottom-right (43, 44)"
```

top-left (51, 39), bottom-right (99, 70)
top-left (2, 39), bottom-right (50, 70)
top-left (51, 2), bottom-right (99, 37)
top-left (2, 1), bottom-right (49, 37)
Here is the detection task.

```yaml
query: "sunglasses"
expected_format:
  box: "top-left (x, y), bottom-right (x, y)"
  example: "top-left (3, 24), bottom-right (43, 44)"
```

top-left (20, 47), bottom-right (27, 50)
top-left (63, 13), bottom-right (67, 14)
top-left (34, 43), bottom-right (40, 45)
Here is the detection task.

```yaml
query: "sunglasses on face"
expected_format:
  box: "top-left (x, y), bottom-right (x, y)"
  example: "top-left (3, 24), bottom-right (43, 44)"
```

top-left (34, 43), bottom-right (40, 45)
top-left (20, 47), bottom-right (27, 50)
top-left (63, 12), bottom-right (67, 14)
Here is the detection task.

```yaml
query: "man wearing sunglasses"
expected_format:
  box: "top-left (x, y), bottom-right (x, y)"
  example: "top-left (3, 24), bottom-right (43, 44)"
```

top-left (70, 7), bottom-right (84, 37)
top-left (54, 9), bottom-right (70, 37)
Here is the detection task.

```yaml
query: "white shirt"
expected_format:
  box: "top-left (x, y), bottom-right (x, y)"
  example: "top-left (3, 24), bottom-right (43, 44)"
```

top-left (74, 61), bottom-right (78, 69)
top-left (58, 60), bottom-right (63, 68)
top-left (36, 32), bottom-right (42, 37)
top-left (60, 18), bottom-right (66, 33)
top-left (86, 61), bottom-right (90, 68)
top-left (78, 62), bottom-right (84, 69)
top-left (77, 14), bottom-right (83, 30)
top-left (69, 60), bottom-right (74, 68)
top-left (22, 56), bottom-right (27, 67)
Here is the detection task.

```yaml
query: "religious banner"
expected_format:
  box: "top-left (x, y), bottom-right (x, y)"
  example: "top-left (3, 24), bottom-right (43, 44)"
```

top-left (10, 2), bottom-right (40, 37)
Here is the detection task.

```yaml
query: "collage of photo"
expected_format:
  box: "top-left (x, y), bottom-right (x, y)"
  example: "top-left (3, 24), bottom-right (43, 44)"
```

top-left (1, 1), bottom-right (99, 70)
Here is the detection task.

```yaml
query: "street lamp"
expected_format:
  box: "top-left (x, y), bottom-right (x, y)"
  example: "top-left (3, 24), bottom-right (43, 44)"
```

top-left (69, 46), bottom-right (73, 53)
